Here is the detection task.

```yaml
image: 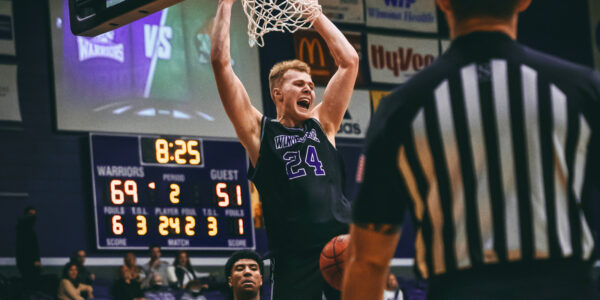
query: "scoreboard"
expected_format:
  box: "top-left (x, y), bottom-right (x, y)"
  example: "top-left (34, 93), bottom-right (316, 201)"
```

top-left (90, 134), bottom-right (255, 250)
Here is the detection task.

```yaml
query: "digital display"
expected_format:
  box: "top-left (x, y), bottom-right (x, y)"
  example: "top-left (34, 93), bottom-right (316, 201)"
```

top-left (90, 134), bottom-right (255, 250)
top-left (140, 137), bottom-right (203, 166)
top-left (49, 0), bottom-right (263, 137)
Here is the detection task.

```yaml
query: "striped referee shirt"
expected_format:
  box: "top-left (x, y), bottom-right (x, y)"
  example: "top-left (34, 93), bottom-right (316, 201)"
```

top-left (354, 32), bottom-right (600, 281)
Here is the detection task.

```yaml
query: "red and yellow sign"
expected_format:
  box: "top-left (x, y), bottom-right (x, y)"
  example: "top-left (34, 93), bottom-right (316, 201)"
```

top-left (293, 30), bottom-right (365, 86)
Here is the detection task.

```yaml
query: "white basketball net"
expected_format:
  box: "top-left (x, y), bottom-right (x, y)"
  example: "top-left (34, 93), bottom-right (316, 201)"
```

top-left (242, 0), bottom-right (322, 47)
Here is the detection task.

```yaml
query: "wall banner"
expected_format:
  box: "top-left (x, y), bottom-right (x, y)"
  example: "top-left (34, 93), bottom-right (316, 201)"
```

top-left (0, 64), bottom-right (21, 122)
top-left (314, 87), bottom-right (371, 139)
top-left (0, 1), bottom-right (15, 56)
top-left (367, 34), bottom-right (439, 84)
top-left (366, 0), bottom-right (437, 33)
top-left (321, 0), bottom-right (364, 24)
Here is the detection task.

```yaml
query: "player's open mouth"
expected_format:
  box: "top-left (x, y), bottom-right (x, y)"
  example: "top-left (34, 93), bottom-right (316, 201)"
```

top-left (297, 98), bottom-right (310, 109)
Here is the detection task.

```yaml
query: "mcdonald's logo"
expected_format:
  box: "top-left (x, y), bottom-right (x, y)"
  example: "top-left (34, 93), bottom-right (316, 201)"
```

top-left (297, 37), bottom-right (331, 76)
top-left (299, 38), bottom-right (325, 67)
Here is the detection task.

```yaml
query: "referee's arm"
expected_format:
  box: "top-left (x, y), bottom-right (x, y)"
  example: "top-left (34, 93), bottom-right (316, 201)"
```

top-left (342, 103), bottom-right (408, 300)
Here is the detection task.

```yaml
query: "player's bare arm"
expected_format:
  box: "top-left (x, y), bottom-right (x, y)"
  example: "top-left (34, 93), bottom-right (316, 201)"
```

top-left (342, 223), bottom-right (401, 300)
top-left (211, 0), bottom-right (262, 166)
top-left (311, 14), bottom-right (359, 146)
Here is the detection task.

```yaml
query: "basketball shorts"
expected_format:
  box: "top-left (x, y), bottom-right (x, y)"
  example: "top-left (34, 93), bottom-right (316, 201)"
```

top-left (272, 248), bottom-right (339, 300)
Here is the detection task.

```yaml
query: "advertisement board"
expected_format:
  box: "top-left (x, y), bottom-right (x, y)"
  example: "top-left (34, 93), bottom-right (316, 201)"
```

top-left (321, 0), bottom-right (364, 24)
top-left (368, 34), bottom-right (439, 84)
top-left (366, 0), bottom-right (437, 32)
top-left (294, 30), bottom-right (366, 86)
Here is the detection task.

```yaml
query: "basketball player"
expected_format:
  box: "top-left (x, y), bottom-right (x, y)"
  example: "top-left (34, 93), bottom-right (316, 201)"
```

top-left (225, 251), bottom-right (264, 300)
top-left (343, 0), bottom-right (600, 299)
top-left (210, 0), bottom-right (359, 298)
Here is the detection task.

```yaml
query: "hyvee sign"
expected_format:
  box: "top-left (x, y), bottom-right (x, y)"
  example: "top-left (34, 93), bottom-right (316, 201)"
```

top-left (368, 34), bottom-right (438, 84)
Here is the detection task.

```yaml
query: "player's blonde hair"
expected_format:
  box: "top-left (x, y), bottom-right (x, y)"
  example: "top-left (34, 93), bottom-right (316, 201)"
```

top-left (268, 60), bottom-right (311, 98)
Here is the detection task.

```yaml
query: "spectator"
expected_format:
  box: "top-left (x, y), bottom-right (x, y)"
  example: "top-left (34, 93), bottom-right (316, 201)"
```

top-left (382, 273), bottom-right (403, 300)
top-left (16, 206), bottom-right (41, 286)
top-left (123, 252), bottom-right (145, 283)
top-left (112, 265), bottom-right (146, 300)
top-left (142, 245), bottom-right (170, 290)
top-left (170, 251), bottom-right (205, 290)
top-left (224, 251), bottom-right (263, 300)
top-left (64, 250), bottom-right (95, 285)
top-left (57, 262), bottom-right (93, 300)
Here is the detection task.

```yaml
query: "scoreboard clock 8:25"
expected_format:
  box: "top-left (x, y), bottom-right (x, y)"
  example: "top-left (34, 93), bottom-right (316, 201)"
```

top-left (90, 133), bottom-right (255, 250)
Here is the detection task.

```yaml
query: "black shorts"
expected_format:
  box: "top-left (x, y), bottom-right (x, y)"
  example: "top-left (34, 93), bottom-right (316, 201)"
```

top-left (272, 249), bottom-right (339, 300)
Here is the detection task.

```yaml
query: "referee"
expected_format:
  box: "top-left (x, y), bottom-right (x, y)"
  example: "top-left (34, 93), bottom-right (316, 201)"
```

top-left (343, 0), bottom-right (600, 299)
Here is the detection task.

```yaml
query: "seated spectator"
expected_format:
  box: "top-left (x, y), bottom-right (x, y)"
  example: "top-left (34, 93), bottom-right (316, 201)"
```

top-left (112, 265), bottom-right (146, 300)
top-left (169, 251), bottom-right (205, 290)
top-left (75, 250), bottom-right (95, 285)
top-left (123, 252), bottom-right (145, 283)
top-left (383, 273), bottom-right (403, 300)
top-left (224, 251), bottom-right (263, 300)
top-left (142, 245), bottom-right (170, 290)
top-left (57, 263), bottom-right (93, 300)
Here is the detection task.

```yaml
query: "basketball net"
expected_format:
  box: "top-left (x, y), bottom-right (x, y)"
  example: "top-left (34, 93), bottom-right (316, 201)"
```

top-left (241, 0), bottom-right (322, 47)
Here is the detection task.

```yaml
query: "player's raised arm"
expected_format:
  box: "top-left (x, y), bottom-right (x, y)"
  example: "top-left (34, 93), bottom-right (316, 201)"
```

top-left (211, 0), bottom-right (262, 165)
top-left (312, 13), bottom-right (359, 145)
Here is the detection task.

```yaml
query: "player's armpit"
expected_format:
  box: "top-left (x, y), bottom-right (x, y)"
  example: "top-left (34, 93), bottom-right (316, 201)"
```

top-left (342, 224), bottom-right (401, 300)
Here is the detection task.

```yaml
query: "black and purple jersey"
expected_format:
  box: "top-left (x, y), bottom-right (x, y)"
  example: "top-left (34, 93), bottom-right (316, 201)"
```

top-left (249, 117), bottom-right (350, 253)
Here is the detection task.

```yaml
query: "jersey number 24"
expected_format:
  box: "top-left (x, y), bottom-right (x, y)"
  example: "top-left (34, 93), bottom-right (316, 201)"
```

top-left (283, 145), bottom-right (326, 180)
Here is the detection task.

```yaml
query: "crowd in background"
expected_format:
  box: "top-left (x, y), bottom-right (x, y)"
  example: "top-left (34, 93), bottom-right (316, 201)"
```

top-left (10, 207), bottom-right (413, 300)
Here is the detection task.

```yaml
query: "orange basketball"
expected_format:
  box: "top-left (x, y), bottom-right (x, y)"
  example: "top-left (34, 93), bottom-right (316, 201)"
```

top-left (319, 234), bottom-right (350, 290)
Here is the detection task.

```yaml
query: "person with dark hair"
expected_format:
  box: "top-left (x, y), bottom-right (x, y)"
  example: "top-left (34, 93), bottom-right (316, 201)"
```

top-left (57, 263), bottom-right (93, 300)
top-left (123, 252), bottom-right (145, 283)
top-left (224, 251), bottom-right (263, 300)
top-left (343, 0), bottom-right (600, 299)
top-left (16, 206), bottom-right (41, 286)
top-left (64, 250), bottom-right (95, 285)
top-left (141, 245), bottom-right (170, 290)
top-left (111, 265), bottom-right (146, 300)
top-left (169, 251), bottom-right (205, 290)
top-left (171, 251), bottom-right (195, 289)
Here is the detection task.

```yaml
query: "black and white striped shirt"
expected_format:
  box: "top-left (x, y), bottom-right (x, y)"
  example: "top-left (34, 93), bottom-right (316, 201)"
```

top-left (354, 32), bottom-right (600, 283)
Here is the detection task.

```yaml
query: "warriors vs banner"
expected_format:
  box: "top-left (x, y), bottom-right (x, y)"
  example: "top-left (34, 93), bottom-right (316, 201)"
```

top-left (49, 0), bottom-right (263, 137)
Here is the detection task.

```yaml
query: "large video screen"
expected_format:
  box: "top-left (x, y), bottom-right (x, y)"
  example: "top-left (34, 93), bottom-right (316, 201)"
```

top-left (49, 0), bottom-right (263, 137)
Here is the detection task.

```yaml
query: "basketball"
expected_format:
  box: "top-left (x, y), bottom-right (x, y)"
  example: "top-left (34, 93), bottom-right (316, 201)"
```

top-left (319, 234), bottom-right (350, 290)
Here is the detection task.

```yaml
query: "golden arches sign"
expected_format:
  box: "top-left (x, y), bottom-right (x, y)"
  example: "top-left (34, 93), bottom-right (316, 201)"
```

top-left (298, 37), bottom-right (326, 67)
